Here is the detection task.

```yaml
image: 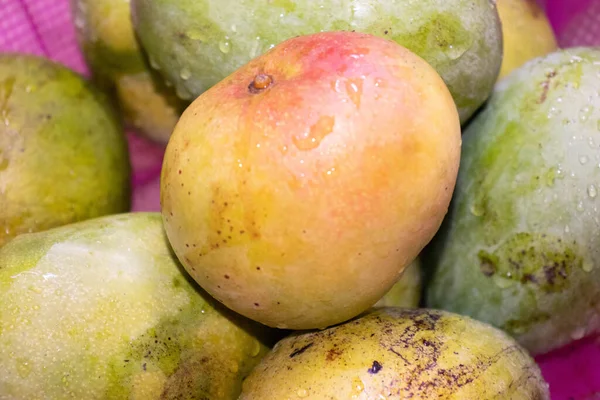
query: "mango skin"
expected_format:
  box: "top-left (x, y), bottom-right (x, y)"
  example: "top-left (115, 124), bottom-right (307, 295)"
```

top-left (0, 54), bottom-right (130, 247)
top-left (239, 308), bottom-right (550, 399)
top-left (496, 0), bottom-right (558, 80)
top-left (131, 0), bottom-right (502, 124)
top-left (374, 258), bottom-right (422, 309)
top-left (426, 48), bottom-right (600, 355)
top-left (71, 0), bottom-right (186, 143)
top-left (0, 213), bottom-right (274, 399)
top-left (160, 31), bottom-right (462, 330)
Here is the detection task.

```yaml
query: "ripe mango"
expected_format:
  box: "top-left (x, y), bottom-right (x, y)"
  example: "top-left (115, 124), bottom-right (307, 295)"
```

top-left (496, 0), bottom-right (558, 80)
top-left (239, 308), bottom-right (550, 399)
top-left (71, 0), bottom-right (186, 143)
top-left (161, 32), bottom-right (461, 330)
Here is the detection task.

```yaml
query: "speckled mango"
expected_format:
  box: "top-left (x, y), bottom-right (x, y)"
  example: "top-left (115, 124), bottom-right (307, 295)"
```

top-left (239, 308), bottom-right (550, 399)
top-left (71, 0), bottom-right (187, 143)
top-left (0, 213), bottom-right (275, 399)
top-left (374, 258), bottom-right (422, 309)
top-left (160, 32), bottom-right (461, 330)
top-left (0, 53), bottom-right (130, 248)
top-left (131, 0), bottom-right (502, 124)
top-left (426, 47), bottom-right (600, 356)
top-left (496, 0), bottom-right (558, 80)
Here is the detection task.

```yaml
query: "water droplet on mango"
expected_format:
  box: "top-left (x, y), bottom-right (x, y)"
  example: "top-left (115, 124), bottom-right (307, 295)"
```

top-left (292, 116), bottom-right (335, 151)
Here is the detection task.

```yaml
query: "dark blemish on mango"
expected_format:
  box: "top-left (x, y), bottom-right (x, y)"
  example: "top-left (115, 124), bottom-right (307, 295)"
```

top-left (289, 343), bottom-right (314, 358)
top-left (326, 348), bottom-right (343, 361)
top-left (477, 232), bottom-right (580, 293)
top-left (368, 360), bottom-right (382, 374)
top-left (224, 274), bottom-right (230, 279)
top-left (478, 250), bottom-right (498, 277)
top-left (538, 70), bottom-right (557, 104)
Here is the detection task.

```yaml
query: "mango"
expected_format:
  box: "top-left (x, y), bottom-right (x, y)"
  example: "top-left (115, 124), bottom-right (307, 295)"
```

top-left (131, 0), bottom-right (503, 123)
top-left (239, 308), bottom-right (550, 399)
top-left (426, 48), bottom-right (600, 355)
top-left (374, 258), bottom-right (422, 308)
top-left (71, 0), bottom-right (186, 143)
top-left (0, 53), bottom-right (130, 247)
top-left (160, 32), bottom-right (461, 330)
top-left (0, 213), bottom-right (275, 399)
top-left (496, 0), bottom-right (558, 80)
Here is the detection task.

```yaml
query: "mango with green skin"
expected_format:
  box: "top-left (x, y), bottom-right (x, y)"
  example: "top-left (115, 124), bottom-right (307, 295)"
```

top-left (0, 54), bottom-right (130, 247)
top-left (239, 308), bottom-right (550, 399)
top-left (426, 48), bottom-right (600, 355)
top-left (374, 258), bottom-right (422, 308)
top-left (71, 0), bottom-right (187, 143)
top-left (131, 0), bottom-right (502, 124)
top-left (0, 213), bottom-right (275, 399)
top-left (160, 31), bottom-right (462, 330)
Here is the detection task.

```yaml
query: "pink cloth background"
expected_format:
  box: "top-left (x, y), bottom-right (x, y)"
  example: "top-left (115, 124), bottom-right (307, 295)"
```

top-left (1, 0), bottom-right (599, 397)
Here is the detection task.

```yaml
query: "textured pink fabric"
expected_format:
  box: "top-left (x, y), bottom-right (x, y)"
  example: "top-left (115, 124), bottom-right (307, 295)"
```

top-left (1, 0), bottom-right (600, 398)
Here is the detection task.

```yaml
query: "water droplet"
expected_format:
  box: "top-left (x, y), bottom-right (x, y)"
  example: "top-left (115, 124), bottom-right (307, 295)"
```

top-left (231, 24), bottom-right (237, 33)
top-left (297, 389), bottom-right (309, 398)
top-left (219, 39), bottom-right (231, 54)
top-left (229, 362), bottom-right (239, 373)
top-left (351, 377), bottom-right (365, 397)
top-left (588, 185), bottom-right (597, 198)
top-left (331, 79), bottom-right (344, 93)
top-left (175, 86), bottom-right (192, 101)
top-left (577, 201), bottom-right (585, 212)
top-left (547, 106), bottom-right (560, 119)
top-left (186, 28), bottom-right (205, 41)
top-left (564, 225), bottom-right (570, 233)
top-left (582, 260), bottom-right (594, 272)
top-left (179, 68), bottom-right (191, 81)
top-left (149, 57), bottom-right (160, 70)
top-left (292, 116), bottom-right (335, 151)
top-left (597, 119), bottom-right (600, 132)
top-left (345, 79), bottom-right (363, 108)
top-left (251, 339), bottom-right (261, 357)
top-left (571, 327), bottom-right (586, 341)
top-left (16, 358), bottom-right (32, 378)
top-left (469, 203), bottom-right (484, 217)
top-left (579, 106), bottom-right (593, 122)
top-left (492, 276), bottom-right (515, 289)
top-left (28, 285), bottom-right (42, 294)
top-left (579, 155), bottom-right (589, 165)
top-left (249, 36), bottom-right (262, 59)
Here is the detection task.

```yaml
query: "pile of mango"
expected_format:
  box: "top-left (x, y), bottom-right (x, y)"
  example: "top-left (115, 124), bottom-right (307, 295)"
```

top-left (1, 0), bottom-right (597, 398)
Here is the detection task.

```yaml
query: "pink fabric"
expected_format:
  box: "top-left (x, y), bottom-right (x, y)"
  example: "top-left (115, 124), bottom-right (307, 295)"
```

top-left (1, 0), bottom-right (599, 398)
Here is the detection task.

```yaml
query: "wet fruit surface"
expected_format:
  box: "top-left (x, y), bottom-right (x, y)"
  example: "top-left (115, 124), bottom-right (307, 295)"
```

top-left (160, 31), bottom-right (461, 330)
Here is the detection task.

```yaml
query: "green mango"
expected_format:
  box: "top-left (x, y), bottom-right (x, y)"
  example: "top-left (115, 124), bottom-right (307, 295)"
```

top-left (0, 213), bottom-right (276, 399)
top-left (131, 0), bottom-right (502, 124)
top-left (374, 258), bottom-right (422, 308)
top-left (426, 47), bottom-right (600, 355)
top-left (0, 53), bottom-right (130, 247)
top-left (71, 0), bottom-right (187, 143)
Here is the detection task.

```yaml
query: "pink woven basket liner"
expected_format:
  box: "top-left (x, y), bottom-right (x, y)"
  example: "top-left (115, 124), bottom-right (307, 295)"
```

top-left (1, 0), bottom-right (599, 398)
